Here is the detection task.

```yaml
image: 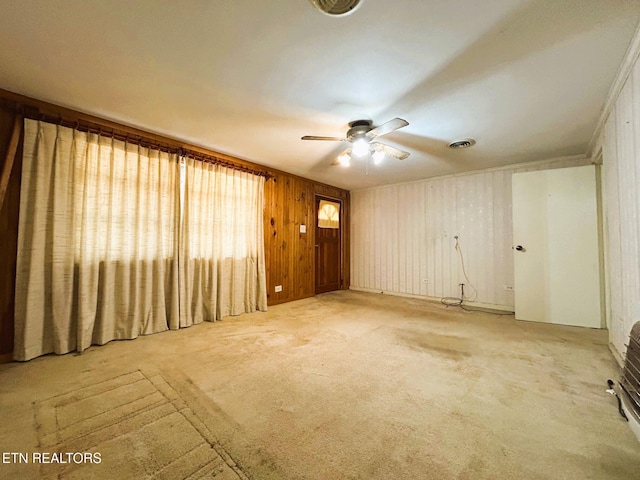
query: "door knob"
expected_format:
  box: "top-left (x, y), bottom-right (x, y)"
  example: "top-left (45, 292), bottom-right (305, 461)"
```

top-left (515, 245), bottom-right (524, 251)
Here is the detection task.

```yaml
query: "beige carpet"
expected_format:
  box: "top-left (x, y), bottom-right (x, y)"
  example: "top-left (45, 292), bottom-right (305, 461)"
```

top-left (0, 290), bottom-right (638, 479)
top-left (32, 369), bottom-right (249, 479)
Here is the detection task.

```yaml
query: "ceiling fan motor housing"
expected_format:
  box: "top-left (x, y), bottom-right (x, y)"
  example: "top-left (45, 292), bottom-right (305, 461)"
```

top-left (346, 119), bottom-right (373, 140)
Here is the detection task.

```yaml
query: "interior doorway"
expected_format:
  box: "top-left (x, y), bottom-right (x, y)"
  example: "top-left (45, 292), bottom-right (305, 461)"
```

top-left (315, 196), bottom-right (342, 294)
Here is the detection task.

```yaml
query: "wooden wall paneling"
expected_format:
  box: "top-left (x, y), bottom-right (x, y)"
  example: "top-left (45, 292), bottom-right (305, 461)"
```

top-left (291, 177), bottom-right (299, 297)
top-left (263, 171), bottom-right (348, 306)
top-left (0, 115), bottom-right (21, 209)
top-left (299, 180), bottom-right (315, 297)
top-left (286, 176), bottom-right (295, 298)
top-left (343, 190), bottom-right (350, 289)
top-left (275, 174), bottom-right (284, 301)
top-left (278, 175), bottom-right (289, 302)
top-left (0, 108), bottom-right (22, 360)
top-left (264, 174), bottom-right (283, 304)
top-left (264, 176), bottom-right (274, 303)
top-left (274, 175), bottom-right (283, 301)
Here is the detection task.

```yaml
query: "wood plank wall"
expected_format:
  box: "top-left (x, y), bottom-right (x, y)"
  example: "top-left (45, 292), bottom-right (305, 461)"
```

top-left (264, 173), bottom-right (349, 304)
top-left (0, 91), bottom-right (350, 360)
top-left (0, 107), bottom-right (22, 361)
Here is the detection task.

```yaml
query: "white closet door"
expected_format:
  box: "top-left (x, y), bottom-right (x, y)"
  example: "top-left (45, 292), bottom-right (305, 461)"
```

top-left (512, 165), bottom-right (602, 328)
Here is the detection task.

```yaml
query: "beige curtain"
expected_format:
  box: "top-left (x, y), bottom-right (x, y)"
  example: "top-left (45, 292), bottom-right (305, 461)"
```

top-left (179, 158), bottom-right (267, 326)
top-left (14, 120), bottom-right (180, 361)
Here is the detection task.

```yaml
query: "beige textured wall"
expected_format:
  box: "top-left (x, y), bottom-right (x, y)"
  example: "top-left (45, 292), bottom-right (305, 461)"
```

top-left (596, 50), bottom-right (640, 358)
top-left (350, 155), bottom-right (590, 309)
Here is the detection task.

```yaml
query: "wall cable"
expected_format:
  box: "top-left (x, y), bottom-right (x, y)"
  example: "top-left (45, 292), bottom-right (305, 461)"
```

top-left (454, 235), bottom-right (478, 302)
top-left (440, 235), bottom-right (514, 316)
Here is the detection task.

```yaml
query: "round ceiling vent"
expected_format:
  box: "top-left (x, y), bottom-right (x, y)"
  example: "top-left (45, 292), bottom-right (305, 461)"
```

top-left (309, 0), bottom-right (362, 16)
top-left (448, 138), bottom-right (476, 149)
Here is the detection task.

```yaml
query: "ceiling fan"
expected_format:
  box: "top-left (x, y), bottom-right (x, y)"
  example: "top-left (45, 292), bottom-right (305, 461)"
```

top-left (301, 118), bottom-right (410, 167)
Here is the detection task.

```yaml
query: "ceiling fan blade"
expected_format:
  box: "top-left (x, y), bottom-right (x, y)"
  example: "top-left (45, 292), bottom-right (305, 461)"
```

top-left (372, 142), bottom-right (410, 160)
top-left (301, 135), bottom-right (347, 141)
top-left (365, 118), bottom-right (409, 139)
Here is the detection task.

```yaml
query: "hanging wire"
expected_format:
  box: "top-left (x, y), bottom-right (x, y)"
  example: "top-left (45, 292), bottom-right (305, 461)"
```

top-left (455, 235), bottom-right (478, 302)
top-left (440, 235), bottom-right (514, 315)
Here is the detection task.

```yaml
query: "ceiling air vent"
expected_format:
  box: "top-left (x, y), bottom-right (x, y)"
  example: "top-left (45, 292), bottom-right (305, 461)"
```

top-left (309, 0), bottom-right (362, 16)
top-left (448, 139), bottom-right (476, 149)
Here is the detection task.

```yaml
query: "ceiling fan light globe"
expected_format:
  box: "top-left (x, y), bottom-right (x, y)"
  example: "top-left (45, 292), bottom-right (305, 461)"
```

top-left (352, 137), bottom-right (370, 157)
top-left (372, 150), bottom-right (385, 164)
top-left (337, 153), bottom-right (351, 167)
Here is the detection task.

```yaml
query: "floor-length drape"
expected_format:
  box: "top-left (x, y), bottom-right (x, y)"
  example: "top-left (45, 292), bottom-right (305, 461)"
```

top-left (179, 158), bottom-right (267, 326)
top-left (14, 119), bottom-right (180, 361)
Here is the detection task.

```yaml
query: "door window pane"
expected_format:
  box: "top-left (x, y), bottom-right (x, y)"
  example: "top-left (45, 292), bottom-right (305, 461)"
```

top-left (318, 200), bottom-right (340, 229)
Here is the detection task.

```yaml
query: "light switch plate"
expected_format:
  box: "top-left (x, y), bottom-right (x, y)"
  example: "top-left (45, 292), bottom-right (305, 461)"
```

top-left (300, 224), bottom-right (306, 233)
top-left (275, 285), bottom-right (283, 293)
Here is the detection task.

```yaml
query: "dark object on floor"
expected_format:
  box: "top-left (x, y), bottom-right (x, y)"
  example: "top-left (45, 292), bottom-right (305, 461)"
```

top-left (606, 379), bottom-right (628, 421)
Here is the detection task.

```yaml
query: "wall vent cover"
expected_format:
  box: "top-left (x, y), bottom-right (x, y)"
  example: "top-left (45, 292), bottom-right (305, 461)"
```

top-left (309, 0), bottom-right (362, 16)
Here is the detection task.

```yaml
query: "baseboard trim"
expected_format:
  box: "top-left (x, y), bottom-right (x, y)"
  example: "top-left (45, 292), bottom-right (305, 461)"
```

top-left (349, 286), bottom-right (444, 303)
top-left (348, 286), bottom-right (515, 312)
top-left (0, 353), bottom-right (13, 364)
top-left (268, 292), bottom-right (315, 306)
top-left (609, 342), bottom-right (625, 369)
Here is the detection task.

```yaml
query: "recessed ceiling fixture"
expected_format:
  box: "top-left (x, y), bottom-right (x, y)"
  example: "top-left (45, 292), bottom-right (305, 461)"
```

top-left (308, 0), bottom-right (362, 16)
top-left (448, 138), bottom-right (477, 149)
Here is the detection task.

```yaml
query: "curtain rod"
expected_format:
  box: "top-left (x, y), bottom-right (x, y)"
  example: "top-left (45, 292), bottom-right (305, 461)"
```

top-left (17, 105), bottom-right (273, 179)
top-left (178, 149), bottom-right (272, 177)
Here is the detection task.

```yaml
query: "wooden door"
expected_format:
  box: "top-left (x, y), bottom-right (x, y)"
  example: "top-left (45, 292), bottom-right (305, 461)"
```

top-left (315, 197), bottom-right (341, 294)
top-left (512, 165), bottom-right (602, 327)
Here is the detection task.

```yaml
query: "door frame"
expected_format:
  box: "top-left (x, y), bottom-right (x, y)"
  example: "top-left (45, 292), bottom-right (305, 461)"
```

top-left (314, 194), bottom-right (345, 293)
top-left (593, 151), bottom-right (608, 331)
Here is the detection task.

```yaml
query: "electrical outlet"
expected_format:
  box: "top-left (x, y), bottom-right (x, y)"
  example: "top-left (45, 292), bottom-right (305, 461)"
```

top-left (422, 278), bottom-right (429, 284)
top-left (275, 285), bottom-right (283, 293)
top-left (504, 284), bottom-right (514, 291)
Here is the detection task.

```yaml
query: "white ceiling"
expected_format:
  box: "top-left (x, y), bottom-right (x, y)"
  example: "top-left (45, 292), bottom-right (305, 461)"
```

top-left (0, 0), bottom-right (638, 190)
